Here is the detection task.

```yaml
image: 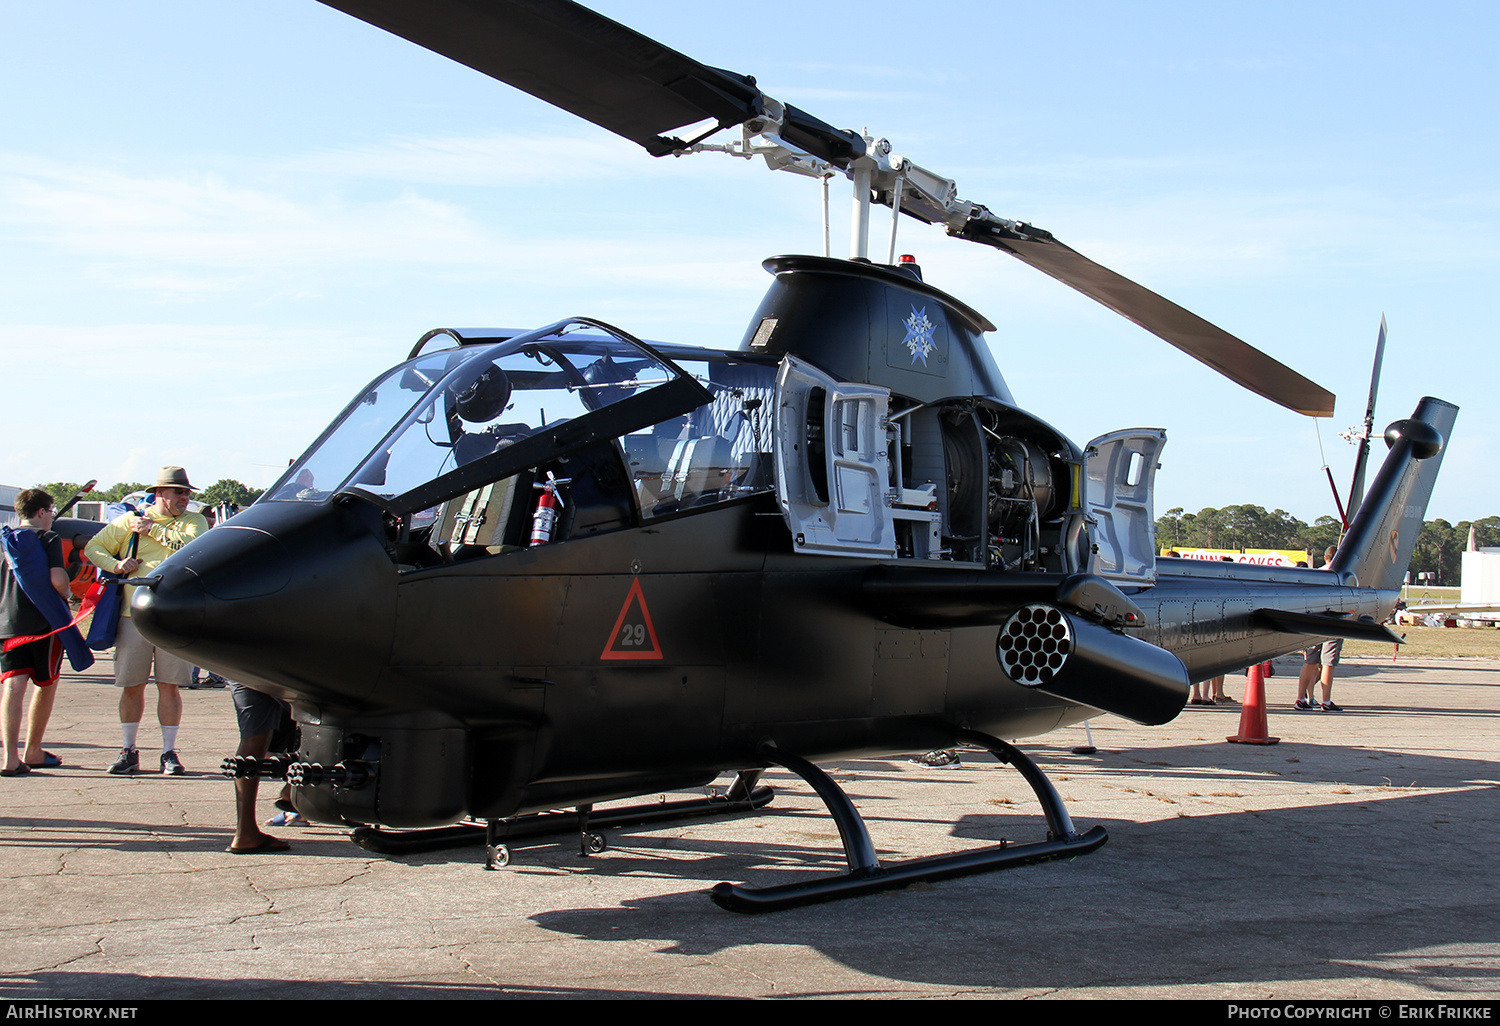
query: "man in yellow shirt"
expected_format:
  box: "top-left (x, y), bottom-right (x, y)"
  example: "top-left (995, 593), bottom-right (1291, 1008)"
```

top-left (85, 467), bottom-right (209, 775)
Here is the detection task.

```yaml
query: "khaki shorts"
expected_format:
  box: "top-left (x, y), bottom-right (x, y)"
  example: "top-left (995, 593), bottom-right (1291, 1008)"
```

top-left (1303, 638), bottom-right (1344, 668)
top-left (112, 615), bottom-right (193, 688)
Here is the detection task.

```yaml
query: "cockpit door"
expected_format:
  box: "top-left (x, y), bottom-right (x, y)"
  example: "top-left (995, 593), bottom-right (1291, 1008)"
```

top-left (774, 356), bottom-right (896, 558)
top-left (1083, 428), bottom-right (1166, 583)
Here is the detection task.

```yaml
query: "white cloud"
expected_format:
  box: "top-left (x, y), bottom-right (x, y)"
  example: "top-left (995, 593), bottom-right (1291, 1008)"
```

top-left (0, 322), bottom-right (380, 492)
top-left (274, 131), bottom-right (650, 187)
top-left (0, 153), bottom-right (505, 301)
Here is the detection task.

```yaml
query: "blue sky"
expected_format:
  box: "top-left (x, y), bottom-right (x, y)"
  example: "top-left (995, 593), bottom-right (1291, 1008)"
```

top-left (3, 1), bottom-right (1494, 525)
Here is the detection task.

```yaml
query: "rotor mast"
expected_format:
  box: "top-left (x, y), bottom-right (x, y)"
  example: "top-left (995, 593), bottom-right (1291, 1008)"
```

top-left (680, 102), bottom-right (975, 263)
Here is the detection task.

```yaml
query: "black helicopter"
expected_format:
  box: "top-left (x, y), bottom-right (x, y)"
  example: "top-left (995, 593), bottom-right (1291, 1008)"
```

top-left (131, 0), bottom-right (1456, 913)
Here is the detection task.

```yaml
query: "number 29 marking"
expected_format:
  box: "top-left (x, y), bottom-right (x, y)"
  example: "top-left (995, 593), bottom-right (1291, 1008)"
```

top-left (601, 578), bottom-right (663, 660)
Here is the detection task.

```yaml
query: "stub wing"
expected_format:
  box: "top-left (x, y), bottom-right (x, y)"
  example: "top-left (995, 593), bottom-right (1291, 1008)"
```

top-left (1253, 608), bottom-right (1405, 645)
top-left (862, 568), bottom-right (1143, 630)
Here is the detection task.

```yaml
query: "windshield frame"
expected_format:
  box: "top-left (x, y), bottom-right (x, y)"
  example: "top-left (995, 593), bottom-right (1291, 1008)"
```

top-left (320, 318), bottom-right (712, 517)
top-left (262, 348), bottom-right (465, 506)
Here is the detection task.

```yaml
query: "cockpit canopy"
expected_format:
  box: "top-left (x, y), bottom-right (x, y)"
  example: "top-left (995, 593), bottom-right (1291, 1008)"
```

top-left (265, 320), bottom-right (779, 556)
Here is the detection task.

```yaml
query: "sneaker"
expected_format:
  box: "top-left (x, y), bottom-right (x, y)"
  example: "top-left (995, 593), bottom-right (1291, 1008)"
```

top-left (108, 748), bottom-right (140, 775)
top-left (161, 750), bottom-right (185, 775)
top-left (1320, 701), bottom-right (1342, 712)
top-left (909, 749), bottom-right (962, 769)
top-left (1294, 699), bottom-right (1313, 710)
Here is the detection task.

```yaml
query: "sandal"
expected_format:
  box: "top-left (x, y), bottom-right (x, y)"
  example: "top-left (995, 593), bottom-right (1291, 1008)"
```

top-left (227, 835), bottom-right (291, 854)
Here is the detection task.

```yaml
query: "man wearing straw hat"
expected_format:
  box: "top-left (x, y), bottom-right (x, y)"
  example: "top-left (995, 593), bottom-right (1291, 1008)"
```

top-left (85, 467), bottom-right (209, 775)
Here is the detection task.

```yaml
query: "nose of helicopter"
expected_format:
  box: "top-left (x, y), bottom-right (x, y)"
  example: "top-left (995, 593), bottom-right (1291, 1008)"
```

top-left (128, 561), bottom-right (205, 647)
top-left (131, 499), bottom-right (397, 703)
top-left (131, 527), bottom-right (295, 645)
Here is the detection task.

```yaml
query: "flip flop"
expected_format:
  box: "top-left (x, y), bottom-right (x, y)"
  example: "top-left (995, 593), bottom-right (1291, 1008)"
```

top-left (26, 751), bottom-right (62, 768)
top-left (227, 835), bottom-right (291, 854)
top-left (1, 763), bottom-right (32, 777)
top-left (265, 811), bottom-right (304, 827)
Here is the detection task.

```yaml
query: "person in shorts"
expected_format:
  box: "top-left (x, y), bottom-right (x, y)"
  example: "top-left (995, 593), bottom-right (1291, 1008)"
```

top-left (84, 467), bottom-right (208, 775)
top-left (1, 490), bottom-right (69, 776)
top-left (228, 683), bottom-right (294, 854)
top-left (1295, 545), bottom-right (1344, 711)
top-left (1298, 639), bottom-right (1344, 711)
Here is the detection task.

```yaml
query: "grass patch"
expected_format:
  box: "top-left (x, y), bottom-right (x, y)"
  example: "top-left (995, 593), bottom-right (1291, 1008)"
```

top-left (1399, 586), bottom-right (1461, 602)
top-left (1343, 624), bottom-right (1500, 659)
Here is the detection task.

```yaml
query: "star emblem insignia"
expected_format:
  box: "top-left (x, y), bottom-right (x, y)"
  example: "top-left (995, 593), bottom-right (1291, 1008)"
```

top-left (902, 306), bottom-right (936, 366)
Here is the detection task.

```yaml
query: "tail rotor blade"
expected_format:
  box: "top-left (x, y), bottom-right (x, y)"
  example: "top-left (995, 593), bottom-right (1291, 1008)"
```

top-left (1346, 315), bottom-right (1388, 514)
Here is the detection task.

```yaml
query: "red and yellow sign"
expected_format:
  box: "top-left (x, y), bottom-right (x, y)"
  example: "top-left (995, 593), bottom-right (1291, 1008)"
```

top-left (1164, 547), bottom-right (1311, 567)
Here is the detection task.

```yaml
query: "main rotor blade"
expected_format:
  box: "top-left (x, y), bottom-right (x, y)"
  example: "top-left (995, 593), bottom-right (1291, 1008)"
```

top-left (318, 0), bottom-right (764, 154)
top-left (323, 0), bottom-right (1334, 418)
top-left (955, 220), bottom-right (1335, 417)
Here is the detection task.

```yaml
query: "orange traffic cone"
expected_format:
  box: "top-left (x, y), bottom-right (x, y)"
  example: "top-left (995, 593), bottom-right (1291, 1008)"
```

top-left (1227, 662), bottom-right (1280, 745)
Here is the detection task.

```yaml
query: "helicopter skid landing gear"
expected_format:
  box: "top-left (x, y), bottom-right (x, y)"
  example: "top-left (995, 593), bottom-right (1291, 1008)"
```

top-left (709, 733), bottom-right (1106, 914)
top-left (350, 769), bottom-right (774, 859)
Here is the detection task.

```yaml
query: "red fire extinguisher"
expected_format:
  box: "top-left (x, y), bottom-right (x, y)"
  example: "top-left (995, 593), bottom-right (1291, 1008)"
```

top-left (530, 472), bottom-right (570, 547)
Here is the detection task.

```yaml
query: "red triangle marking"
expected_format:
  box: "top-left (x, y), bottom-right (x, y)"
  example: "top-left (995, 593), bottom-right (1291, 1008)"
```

top-left (600, 577), bottom-right (663, 660)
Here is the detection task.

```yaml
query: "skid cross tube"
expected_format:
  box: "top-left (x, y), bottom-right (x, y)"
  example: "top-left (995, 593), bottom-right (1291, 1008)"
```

top-left (348, 770), bottom-right (773, 858)
top-left (709, 734), bottom-right (1106, 913)
top-left (952, 729), bottom-right (1078, 840)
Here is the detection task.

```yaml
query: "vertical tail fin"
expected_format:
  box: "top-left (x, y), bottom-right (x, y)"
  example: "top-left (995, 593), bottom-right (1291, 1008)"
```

top-left (1331, 396), bottom-right (1457, 592)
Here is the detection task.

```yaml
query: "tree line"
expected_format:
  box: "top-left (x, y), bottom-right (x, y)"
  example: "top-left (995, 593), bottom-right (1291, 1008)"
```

top-left (28, 484), bottom-right (1498, 587)
top-left (34, 479), bottom-right (265, 510)
top-left (1157, 504), bottom-right (1500, 585)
